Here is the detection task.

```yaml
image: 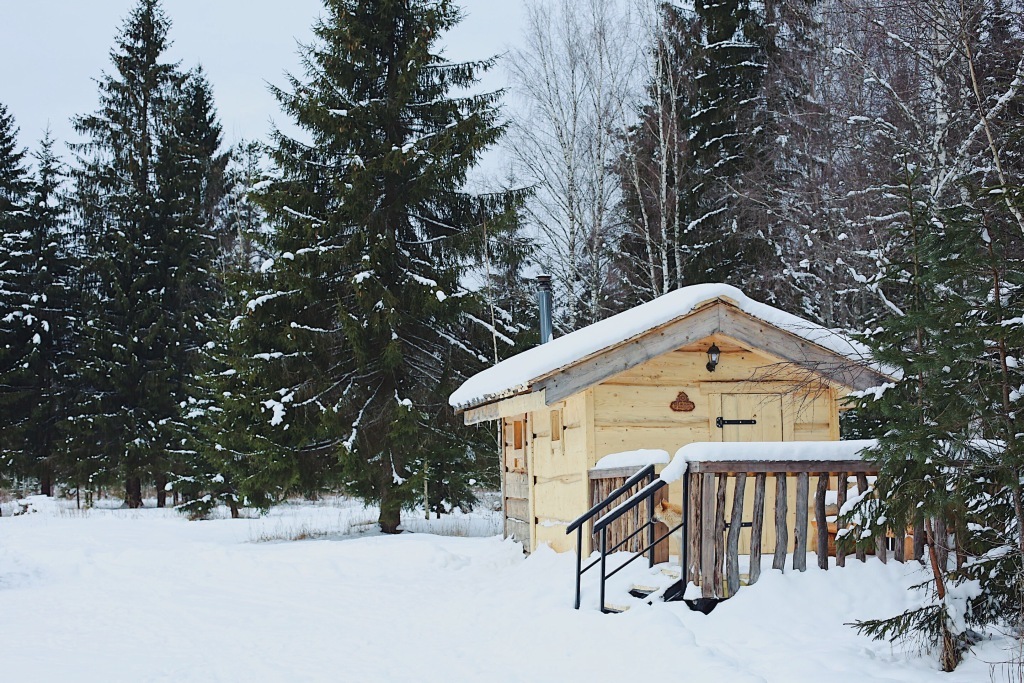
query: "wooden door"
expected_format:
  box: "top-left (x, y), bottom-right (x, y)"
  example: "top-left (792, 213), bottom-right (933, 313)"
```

top-left (718, 394), bottom-right (783, 442)
top-left (503, 414), bottom-right (531, 550)
top-left (716, 393), bottom-right (784, 558)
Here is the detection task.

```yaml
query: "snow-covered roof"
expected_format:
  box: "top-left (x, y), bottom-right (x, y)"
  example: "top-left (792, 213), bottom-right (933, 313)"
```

top-left (450, 283), bottom-right (888, 411)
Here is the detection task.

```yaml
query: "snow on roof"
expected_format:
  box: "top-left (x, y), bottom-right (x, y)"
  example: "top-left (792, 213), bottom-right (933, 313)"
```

top-left (592, 449), bottom-right (670, 471)
top-left (659, 439), bottom-right (878, 483)
top-left (450, 282), bottom-right (883, 411)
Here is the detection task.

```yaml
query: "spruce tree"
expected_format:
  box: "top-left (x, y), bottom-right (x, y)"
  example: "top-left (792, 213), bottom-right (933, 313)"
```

top-left (615, 1), bottom-right (794, 302)
top-left (0, 103), bottom-right (33, 486)
top-left (846, 166), bottom-right (1024, 670)
top-left (69, 0), bottom-right (224, 507)
top-left (228, 0), bottom-right (521, 531)
top-left (154, 67), bottom-right (229, 506)
top-left (0, 132), bottom-right (75, 495)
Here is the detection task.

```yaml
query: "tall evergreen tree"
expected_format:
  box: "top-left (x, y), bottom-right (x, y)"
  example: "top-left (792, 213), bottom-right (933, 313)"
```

top-left (69, 0), bottom-right (223, 507)
top-left (0, 103), bottom-right (33, 486)
top-left (221, 0), bottom-right (522, 531)
top-left (0, 132), bottom-right (75, 495)
top-left (842, 3), bottom-right (1024, 664)
top-left (155, 67), bottom-right (229, 506)
top-left (615, 1), bottom-right (796, 304)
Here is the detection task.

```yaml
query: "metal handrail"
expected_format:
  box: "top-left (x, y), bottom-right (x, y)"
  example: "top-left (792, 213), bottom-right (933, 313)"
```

top-left (604, 520), bottom-right (684, 582)
top-left (594, 479), bottom-right (667, 532)
top-left (566, 465), bottom-right (683, 611)
top-left (565, 464), bottom-right (656, 534)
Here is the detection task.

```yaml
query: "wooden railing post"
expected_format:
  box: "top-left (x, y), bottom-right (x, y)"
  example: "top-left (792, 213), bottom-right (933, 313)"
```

top-left (726, 473), bottom-right (746, 596)
top-left (687, 472), bottom-right (702, 587)
top-left (913, 519), bottom-right (926, 564)
top-left (749, 473), bottom-right (766, 585)
top-left (773, 473), bottom-right (788, 571)
top-left (793, 473), bottom-right (809, 572)
top-left (700, 472), bottom-right (716, 598)
top-left (856, 473), bottom-right (869, 563)
top-left (815, 473), bottom-right (829, 570)
top-left (836, 472), bottom-right (847, 568)
top-left (713, 474), bottom-right (728, 597)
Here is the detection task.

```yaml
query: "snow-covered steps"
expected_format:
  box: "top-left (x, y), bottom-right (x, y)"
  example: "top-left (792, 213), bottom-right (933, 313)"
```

top-left (629, 584), bottom-right (661, 598)
top-left (603, 602), bottom-right (634, 614)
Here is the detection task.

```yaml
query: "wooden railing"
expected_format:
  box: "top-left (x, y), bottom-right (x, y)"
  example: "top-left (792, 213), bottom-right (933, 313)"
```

top-left (683, 460), bottom-right (891, 600)
top-left (589, 467), bottom-right (669, 562)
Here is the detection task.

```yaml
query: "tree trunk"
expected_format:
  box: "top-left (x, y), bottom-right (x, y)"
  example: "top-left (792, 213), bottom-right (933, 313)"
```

top-left (229, 500), bottom-right (240, 519)
top-left (39, 468), bottom-right (52, 497)
top-left (379, 483), bottom-right (402, 534)
top-left (155, 474), bottom-right (167, 508)
top-left (125, 476), bottom-right (143, 509)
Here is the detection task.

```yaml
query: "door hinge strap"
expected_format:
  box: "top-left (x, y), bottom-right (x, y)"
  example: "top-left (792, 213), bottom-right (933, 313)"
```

top-left (716, 417), bottom-right (757, 428)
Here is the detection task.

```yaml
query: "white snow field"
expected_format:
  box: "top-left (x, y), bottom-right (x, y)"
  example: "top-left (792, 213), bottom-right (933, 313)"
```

top-left (0, 496), bottom-right (1012, 682)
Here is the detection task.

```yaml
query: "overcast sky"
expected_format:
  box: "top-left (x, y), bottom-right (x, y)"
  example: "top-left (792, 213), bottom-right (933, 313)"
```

top-left (0, 0), bottom-right (526, 160)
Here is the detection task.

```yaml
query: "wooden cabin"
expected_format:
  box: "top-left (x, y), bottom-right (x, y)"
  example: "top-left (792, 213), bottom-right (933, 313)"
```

top-left (449, 284), bottom-right (891, 560)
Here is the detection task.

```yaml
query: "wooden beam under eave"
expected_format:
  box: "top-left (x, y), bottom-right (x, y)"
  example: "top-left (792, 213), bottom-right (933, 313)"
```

top-left (717, 304), bottom-right (893, 392)
top-left (534, 304), bottom-right (722, 404)
top-left (461, 390), bottom-right (548, 425)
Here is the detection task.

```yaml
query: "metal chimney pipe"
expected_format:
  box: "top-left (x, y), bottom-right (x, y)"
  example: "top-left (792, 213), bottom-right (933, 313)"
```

top-left (536, 274), bottom-right (553, 344)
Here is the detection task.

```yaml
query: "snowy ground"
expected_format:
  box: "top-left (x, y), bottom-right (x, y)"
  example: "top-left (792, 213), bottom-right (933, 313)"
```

top-left (0, 496), bottom-right (1014, 682)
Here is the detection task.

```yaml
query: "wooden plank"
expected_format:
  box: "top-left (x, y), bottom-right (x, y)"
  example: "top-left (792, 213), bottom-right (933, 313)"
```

top-left (720, 393), bottom-right (783, 442)
top-left (713, 474), bottom-right (727, 597)
top-left (462, 390), bottom-right (548, 424)
top-left (588, 466), bottom-right (649, 480)
top-left (749, 473), bottom-right (766, 584)
top-left (687, 473), bottom-right (702, 586)
top-left (506, 519), bottom-right (529, 546)
top-left (815, 474), bottom-right (829, 570)
top-left (536, 304), bottom-right (721, 404)
top-left (793, 473), bottom-right (809, 572)
top-left (773, 474), bottom-right (788, 571)
top-left (855, 473), bottom-right (869, 563)
top-left (653, 486), bottom-right (670, 564)
top-left (601, 349), bottom-right (795, 388)
top-left (836, 472), bottom-right (847, 568)
top-left (726, 473), bottom-right (746, 597)
top-left (700, 473), bottom-right (716, 598)
top-left (505, 498), bottom-right (529, 523)
top-left (718, 304), bottom-right (893, 392)
top-left (688, 460), bottom-right (878, 474)
top-left (593, 385), bottom-right (711, 428)
top-left (595, 426), bottom-right (711, 459)
top-left (534, 473), bottom-right (582, 485)
top-left (504, 472), bottom-right (529, 500)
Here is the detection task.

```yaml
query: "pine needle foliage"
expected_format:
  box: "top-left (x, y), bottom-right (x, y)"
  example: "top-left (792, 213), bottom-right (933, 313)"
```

top-left (221, 0), bottom-right (523, 532)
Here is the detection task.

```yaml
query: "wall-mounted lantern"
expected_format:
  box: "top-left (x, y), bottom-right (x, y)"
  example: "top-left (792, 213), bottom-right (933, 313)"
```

top-left (706, 343), bottom-right (720, 372)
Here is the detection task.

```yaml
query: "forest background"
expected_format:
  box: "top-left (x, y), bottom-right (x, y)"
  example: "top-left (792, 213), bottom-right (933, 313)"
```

top-left (1, 0), bottom-right (1023, 668)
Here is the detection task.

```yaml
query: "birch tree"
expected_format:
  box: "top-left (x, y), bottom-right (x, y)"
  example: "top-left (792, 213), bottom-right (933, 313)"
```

top-left (507, 0), bottom-right (640, 328)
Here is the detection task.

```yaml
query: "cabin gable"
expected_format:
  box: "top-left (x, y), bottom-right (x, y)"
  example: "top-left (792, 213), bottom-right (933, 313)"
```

top-left (590, 335), bottom-right (839, 468)
top-left (460, 300), bottom-right (888, 425)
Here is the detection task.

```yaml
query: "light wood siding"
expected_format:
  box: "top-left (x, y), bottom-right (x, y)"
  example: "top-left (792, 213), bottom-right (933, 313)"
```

top-left (510, 332), bottom-right (844, 556)
top-left (589, 341), bottom-right (840, 558)
top-left (530, 392), bottom-right (591, 552)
